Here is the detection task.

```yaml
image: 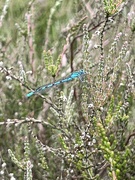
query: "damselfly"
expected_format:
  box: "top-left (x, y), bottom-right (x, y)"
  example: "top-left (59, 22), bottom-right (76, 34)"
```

top-left (26, 69), bottom-right (86, 98)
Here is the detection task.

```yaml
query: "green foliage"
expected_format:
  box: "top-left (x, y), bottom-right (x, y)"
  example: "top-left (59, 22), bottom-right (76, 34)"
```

top-left (43, 50), bottom-right (61, 76)
top-left (0, 0), bottom-right (135, 179)
top-left (103, 0), bottom-right (123, 15)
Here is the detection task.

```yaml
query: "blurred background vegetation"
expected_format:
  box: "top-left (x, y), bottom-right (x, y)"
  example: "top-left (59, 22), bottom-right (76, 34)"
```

top-left (0, 0), bottom-right (135, 179)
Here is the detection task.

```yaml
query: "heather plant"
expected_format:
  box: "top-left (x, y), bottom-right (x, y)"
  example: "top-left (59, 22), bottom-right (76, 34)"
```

top-left (0, 0), bottom-right (135, 179)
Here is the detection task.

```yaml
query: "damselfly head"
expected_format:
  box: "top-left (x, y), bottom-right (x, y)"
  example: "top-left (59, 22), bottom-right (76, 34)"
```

top-left (79, 69), bottom-right (86, 75)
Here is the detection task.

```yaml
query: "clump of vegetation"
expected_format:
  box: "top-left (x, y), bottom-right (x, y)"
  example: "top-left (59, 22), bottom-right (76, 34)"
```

top-left (0, 0), bottom-right (135, 179)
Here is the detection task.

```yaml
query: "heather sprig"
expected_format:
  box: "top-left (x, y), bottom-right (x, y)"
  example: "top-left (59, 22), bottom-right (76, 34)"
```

top-left (103, 0), bottom-right (123, 15)
top-left (45, 0), bottom-right (63, 49)
top-left (42, 50), bottom-right (61, 76)
top-left (0, 0), bottom-right (10, 27)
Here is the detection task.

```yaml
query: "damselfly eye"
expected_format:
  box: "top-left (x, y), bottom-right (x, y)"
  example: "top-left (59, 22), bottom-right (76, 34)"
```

top-left (80, 69), bottom-right (86, 75)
